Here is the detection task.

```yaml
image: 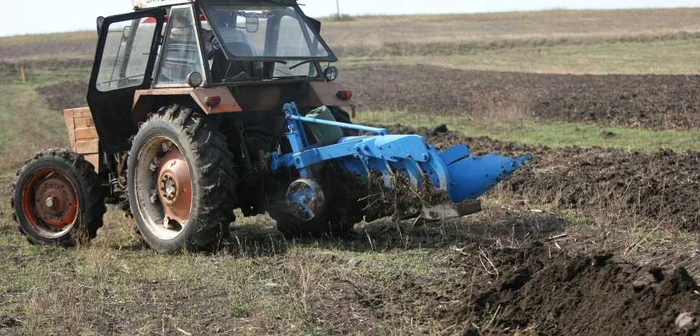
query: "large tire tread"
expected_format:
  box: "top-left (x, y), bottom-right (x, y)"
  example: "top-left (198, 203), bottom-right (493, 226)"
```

top-left (11, 148), bottom-right (106, 246)
top-left (128, 105), bottom-right (237, 252)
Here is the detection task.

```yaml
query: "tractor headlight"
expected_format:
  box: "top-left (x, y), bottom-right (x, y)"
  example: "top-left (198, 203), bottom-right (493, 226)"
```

top-left (186, 71), bottom-right (203, 88)
top-left (324, 66), bottom-right (338, 82)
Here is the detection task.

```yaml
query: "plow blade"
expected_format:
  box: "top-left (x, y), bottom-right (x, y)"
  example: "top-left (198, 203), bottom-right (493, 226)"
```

top-left (444, 150), bottom-right (533, 203)
top-left (416, 146), bottom-right (532, 221)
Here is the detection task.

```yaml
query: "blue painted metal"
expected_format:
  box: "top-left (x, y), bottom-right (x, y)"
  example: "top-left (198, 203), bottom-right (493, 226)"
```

top-left (271, 102), bottom-right (532, 211)
top-left (287, 114), bottom-right (388, 135)
top-left (446, 153), bottom-right (533, 202)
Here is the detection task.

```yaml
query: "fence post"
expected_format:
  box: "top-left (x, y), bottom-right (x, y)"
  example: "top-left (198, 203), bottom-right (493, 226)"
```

top-left (20, 65), bottom-right (27, 83)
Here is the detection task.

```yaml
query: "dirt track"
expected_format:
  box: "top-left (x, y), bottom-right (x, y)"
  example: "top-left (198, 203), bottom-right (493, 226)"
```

top-left (343, 65), bottom-right (700, 130)
top-left (36, 80), bottom-right (86, 111)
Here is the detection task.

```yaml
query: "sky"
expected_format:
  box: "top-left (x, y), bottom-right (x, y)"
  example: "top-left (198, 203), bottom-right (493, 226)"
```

top-left (1, 0), bottom-right (699, 37)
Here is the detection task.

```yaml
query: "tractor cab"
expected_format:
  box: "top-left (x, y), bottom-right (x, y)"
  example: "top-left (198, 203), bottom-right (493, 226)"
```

top-left (87, 0), bottom-right (350, 155)
top-left (107, 0), bottom-right (335, 86)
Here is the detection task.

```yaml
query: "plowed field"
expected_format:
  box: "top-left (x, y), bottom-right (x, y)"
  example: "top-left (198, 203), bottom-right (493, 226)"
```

top-left (343, 65), bottom-right (700, 130)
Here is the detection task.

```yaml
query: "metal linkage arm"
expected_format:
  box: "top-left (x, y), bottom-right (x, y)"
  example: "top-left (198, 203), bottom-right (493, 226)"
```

top-left (286, 114), bottom-right (388, 135)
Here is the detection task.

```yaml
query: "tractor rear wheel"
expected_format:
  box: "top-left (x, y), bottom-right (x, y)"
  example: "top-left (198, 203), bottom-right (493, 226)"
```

top-left (127, 105), bottom-right (237, 253)
top-left (11, 149), bottom-right (106, 246)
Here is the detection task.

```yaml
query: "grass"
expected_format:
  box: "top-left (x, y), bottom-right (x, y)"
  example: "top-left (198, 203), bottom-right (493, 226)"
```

top-left (356, 110), bottom-right (700, 152)
top-left (320, 8), bottom-right (700, 47)
top-left (339, 38), bottom-right (700, 74)
top-left (2, 200), bottom-right (697, 334)
top-left (0, 84), bottom-right (68, 173)
top-left (0, 63), bottom-right (92, 173)
top-left (0, 205), bottom-right (567, 334)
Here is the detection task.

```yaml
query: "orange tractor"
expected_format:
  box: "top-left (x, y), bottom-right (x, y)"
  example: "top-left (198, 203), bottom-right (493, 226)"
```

top-left (11, 0), bottom-right (530, 253)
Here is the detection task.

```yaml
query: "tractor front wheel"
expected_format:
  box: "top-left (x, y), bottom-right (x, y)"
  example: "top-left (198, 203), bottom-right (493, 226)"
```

top-left (11, 149), bottom-right (106, 246)
top-left (127, 105), bottom-right (237, 253)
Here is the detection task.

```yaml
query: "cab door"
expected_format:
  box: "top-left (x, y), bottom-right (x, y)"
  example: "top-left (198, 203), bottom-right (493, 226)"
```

top-left (86, 9), bottom-right (166, 154)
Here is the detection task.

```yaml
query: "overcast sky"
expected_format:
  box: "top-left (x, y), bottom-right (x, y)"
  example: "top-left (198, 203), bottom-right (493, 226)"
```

top-left (2, 0), bottom-right (698, 37)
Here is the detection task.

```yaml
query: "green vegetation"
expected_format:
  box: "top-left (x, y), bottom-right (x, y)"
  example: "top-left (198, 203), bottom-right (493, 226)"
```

top-left (0, 84), bottom-right (67, 172)
top-left (341, 38), bottom-right (700, 74)
top-left (357, 110), bottom-right (700, 152)
top-left (0, 65), bottom-right (91, 172)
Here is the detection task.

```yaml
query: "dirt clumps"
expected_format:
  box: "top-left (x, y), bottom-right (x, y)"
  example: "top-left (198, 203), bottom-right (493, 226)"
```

top-left (455, 243), bottom-right (700, 335)
top-left (384, 125), bottom-right (700, 231)
top-left (506, 148), bottom-right (700, 230)
top-left (343, 65), bottom-right (700, 130)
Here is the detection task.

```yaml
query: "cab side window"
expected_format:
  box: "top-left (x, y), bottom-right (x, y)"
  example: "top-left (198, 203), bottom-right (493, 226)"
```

top-left (96, 18), bottom-right (157, 91)
top-left (155, 6), bottom-right (205, 86)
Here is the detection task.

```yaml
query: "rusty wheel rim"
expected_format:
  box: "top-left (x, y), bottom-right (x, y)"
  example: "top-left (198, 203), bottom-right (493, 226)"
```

top-left (134, 137), bottom-right (193, 240)
top-left (21, 168), bottom-right (79, 238)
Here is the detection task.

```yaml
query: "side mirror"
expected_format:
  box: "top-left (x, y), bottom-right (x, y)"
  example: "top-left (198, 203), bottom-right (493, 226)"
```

top-left (245, 16), bottom-right (259, 33)
top-left (96, 16), bottom-right (105, 36)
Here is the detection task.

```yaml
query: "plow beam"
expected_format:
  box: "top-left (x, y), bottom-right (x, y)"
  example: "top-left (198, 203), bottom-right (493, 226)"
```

top-left (272, 103), bottom-right (532, 221)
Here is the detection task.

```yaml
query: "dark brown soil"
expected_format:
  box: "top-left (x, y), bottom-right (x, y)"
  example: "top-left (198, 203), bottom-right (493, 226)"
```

top-left (343, 65), bottom-right (700, 130)
top-left (318, 216), bottom-right (700, 335)
top-left (36, 80), bottom-right (87, 111)
top-left (386, 125), bottom-right (700, 231)
top-left (36, 64), bottom-right (700, 130)
top-left (456, 243), bottom-right (700, 335)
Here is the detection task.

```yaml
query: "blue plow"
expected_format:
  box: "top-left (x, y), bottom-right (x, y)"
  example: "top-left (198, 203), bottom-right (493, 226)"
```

top-left (271, 103), bottom-right (532, 221)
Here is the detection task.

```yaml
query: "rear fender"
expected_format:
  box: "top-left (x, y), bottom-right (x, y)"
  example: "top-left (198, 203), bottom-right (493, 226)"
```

top-left (132, 87), bottom-right (242, 123)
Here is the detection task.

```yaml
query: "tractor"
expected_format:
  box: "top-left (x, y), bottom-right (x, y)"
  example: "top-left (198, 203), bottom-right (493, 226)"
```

top-left (11, 0), bottom-right (531, 253)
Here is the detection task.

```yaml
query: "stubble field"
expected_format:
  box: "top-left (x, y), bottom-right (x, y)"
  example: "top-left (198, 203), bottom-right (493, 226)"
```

top-left (0, 8), bottom-right (699, 335)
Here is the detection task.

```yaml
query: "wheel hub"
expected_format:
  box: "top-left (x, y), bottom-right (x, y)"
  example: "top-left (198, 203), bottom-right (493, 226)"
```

top-left (156, 146), bottom-right (192, 226)
top-left (25, 171), bottom-right (78, 230)
top-left (286, 178), bottom-right (326, 221)
top-left (159, 173), bottom-right (178, 202)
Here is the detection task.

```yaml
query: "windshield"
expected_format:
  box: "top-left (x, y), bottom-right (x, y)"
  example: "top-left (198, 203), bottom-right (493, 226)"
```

top-left (201, 2), bottom-right (335, 62)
